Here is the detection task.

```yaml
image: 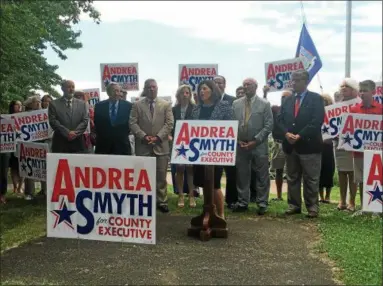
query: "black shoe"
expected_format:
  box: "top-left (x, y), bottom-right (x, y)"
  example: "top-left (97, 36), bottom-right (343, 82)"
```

top-left (257, 207), bottom-right (267, 215)
top-left (285, 208), bottom-right (302, 215)
top-left (227, 203), bottom-right (236, 209)
top-left (158, 205), bottom-right (169, 213)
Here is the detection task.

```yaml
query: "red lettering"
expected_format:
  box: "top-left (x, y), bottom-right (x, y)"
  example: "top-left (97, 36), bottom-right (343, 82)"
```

top-left (341, 115), bottom-right (354, 134)
top-left (74, 167), bottom-right (90, 189)
top-left (136, 169), bottom-right (151, 191)
top-left (179, 66), bottom-right (217, 81)
top-left (124, 168), bottom-right (135, 190)
top-left (51, 159), bottom-right (75, 203)
top-left (367, 154), bottom-right (383, 185)
top-left (176, 123), bottom-right (190, 145)
top-left (109, 168), bottom-right (121, 189)
top-left (93, 167), bottom-right (106, 188)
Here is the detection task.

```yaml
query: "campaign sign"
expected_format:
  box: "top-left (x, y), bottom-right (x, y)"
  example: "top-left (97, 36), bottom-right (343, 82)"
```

top-left (47, 154), bottom-right (156, 244)
top-left (178, 64), bottom-right (218, 93)
top-left (2, 109), bottom-right (51, 142)
top-left (338, 114), bottom-right (383, 152)
top-left (322, 98), bottom-right (361, 140)
top-left (171, 120), bottom-right (238, 166)
top-left (0, 116), bottom-right (15, 153)
top-left (18, 141), bottom-right (48, 181)
top-left (265, 58), bottom-right (305, 92)
top-left (373, 81), bottom-right (382, 104)
top-left (363, 151), bottom-right (383, 213)
top-left (100, 63), bottom-right (139, 92)
top-left (81, 88), bottom-right (100, 107)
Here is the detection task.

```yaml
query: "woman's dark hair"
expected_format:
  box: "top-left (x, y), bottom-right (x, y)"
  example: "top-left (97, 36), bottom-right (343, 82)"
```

top-left (41, 94), bottom-right (53, 102)
top-left (197, 80), bottom-right (221, 105)
top-left (8, 100), bottom-right (21, 114)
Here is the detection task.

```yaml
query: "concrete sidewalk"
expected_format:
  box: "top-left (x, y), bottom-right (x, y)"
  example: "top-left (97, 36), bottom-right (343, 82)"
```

top-left (0, 215), bottom-right (334, 285)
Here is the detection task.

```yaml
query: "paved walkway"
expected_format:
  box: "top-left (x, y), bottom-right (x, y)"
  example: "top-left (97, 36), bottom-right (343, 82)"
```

top-left (0, 216), bottom-right (334, 285)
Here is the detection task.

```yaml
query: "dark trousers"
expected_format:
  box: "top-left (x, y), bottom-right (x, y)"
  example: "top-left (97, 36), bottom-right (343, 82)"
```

top-left (223, 165), bottom-right (238, 205)
top-left (0, 153), bottom-right (10, 195)
top-left (250, 170), bottom-right (257, 202)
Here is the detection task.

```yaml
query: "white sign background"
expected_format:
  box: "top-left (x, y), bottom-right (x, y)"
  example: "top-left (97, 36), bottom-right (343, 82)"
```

top-left (47, 154), bottom-right (157, 244)
top-left (363, 151), bottom-right (383, 213)
top-left (171, 120), bottom-right (238, 166)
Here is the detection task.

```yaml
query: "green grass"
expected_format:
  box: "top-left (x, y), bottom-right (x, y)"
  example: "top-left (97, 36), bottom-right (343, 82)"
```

top-left (0, 184), bottom-right (381, 286)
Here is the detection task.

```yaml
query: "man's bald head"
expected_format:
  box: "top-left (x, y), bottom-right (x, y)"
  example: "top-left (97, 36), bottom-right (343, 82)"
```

top-left (61, 80), bottom-right (75, 98)
top-left (243, 78), bottom-right (258, 97)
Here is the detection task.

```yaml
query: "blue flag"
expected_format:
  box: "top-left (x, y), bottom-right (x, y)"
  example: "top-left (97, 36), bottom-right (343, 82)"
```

top-left (295, 23), bottom-right (322, 83)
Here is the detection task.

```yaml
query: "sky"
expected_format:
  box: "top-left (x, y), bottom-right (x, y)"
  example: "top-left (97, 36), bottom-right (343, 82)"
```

top-left (43, 1), bottom-right (382, 106)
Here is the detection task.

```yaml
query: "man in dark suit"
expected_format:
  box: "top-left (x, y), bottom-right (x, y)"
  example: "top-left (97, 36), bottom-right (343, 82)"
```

top-left (277, 70), bottom-right (325, 218)
top-left (94, 82), bottom-right (132, 155)
top-left (48, 80), bottom-right (89, 153)
top-left (214, 75), bottom-right (237, 208)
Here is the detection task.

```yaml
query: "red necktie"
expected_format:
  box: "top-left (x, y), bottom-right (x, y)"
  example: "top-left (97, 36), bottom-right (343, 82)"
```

top-left (294, 95), bottom-right (301, 117)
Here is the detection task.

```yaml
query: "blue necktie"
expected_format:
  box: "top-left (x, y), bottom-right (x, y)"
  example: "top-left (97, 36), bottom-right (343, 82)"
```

top-left (111, 102), bottom-right (117, 124)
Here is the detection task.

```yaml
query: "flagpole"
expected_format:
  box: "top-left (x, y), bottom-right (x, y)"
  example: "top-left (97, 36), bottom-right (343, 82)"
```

top-left (345, 0), bottom-right (352, 77)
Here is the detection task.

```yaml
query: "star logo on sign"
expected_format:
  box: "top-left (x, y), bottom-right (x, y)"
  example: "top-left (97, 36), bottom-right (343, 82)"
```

top-left (342, 133), bottom-right (353, 146)
top-left (267, 78), bottom-right (276, 88)
top-left (322, 125), bottom-right (329, 134)
top-left (366, 184), bottom-right (383, 205)
top-left (51, 198), bottom-right (76, 229)
top-left (15, 131), bottom-right (21, 139)
top-left (175, 143), bottom-right (189, 159)
top-left (21, 161), bottom-right (27, 172)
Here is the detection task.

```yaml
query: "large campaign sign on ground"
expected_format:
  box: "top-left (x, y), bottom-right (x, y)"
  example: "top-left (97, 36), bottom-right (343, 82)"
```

top-left (178, 64), bottom-right (218, 93)
top-left (80, 88), bottom-right (100, 107)
top-left (47, 154), bottom-right (156, 244)
top-left (100, 63), bottom-right (139, 92)
top-left (2, 109), bottom-right (51, 142)
top-left (338, 114), bottom-right (383, 152)
top-left (265, 58), bottom-right (305, 92)
top-left (0, 116), bottom-right (15, 153)
top-left (373, 81), bottom-right (382, 104)
top-left (171, 120), bottom-right (238, 166)
top-left (18, 141), bottom-right (48, 181)
top-left (363, 151), bottom-right (383, 213)
top-left (322, 98), bottom-right (361, 140)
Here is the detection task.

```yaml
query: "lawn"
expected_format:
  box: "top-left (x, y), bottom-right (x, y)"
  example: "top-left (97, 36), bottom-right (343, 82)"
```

top-left (0, 183), bottom-right (381, 286)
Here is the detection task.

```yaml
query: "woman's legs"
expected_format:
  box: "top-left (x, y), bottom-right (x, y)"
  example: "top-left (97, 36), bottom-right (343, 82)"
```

top-left (338, 171), bottom-right (348, 209)
top-left (214, 188), bottom-right (225, 218)
top-left (185, 166), bottom-right (196, 207)
top-left (175, 165), bottom-right (185, 207)
top-left (347, 172), bottom-right (357, 211)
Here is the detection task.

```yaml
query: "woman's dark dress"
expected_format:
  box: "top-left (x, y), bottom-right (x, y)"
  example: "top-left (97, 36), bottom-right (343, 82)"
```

top-left (192, 105), bottom-right (223, 189)
top-left (319, 142), bottom-right (335, 188)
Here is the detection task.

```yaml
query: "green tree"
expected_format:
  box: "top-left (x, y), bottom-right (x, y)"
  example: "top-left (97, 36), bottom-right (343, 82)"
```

top-left (0, 0), bottom-right (101, 112)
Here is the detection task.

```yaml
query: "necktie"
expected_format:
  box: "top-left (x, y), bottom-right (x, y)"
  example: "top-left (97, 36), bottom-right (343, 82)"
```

top-left (149, 101), bottom-right (154, 117)
top-left (111, 102), bottom-right (117, 123)
top-left (66, 99), bottom-right (71, 109)
top-left (244, 98), bottom-right (252, 125)
top-left (294, 95), bottom-right (301, 118)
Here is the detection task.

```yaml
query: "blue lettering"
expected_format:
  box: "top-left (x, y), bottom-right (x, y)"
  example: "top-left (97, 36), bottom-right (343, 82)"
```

top-left (329, 117), bottom-right (341, 136)
top-left (139, 194), bottom-right (152, 217)
top-left (111, 74), bottom-right (138, 83)
top-left (94, 192), bottom-right (112, 214)
top-left (125, 194), bottom-right (138, 215)
top-left (76, 190), bottom-right (94, 235)
top-left (20, 125), bottom-right (31, 141)
top-left (188, 138), bottom-right (200, 162)
top-left (26, 158), bottom-right (33, 176)
top-left (353, 130), bottom-right (363, 150)
top-left (188, 76), bottom-right (214, 91)
top-left (226, 139), bottom-right (235, 151)
top-left (112, 193), bottom-right (126, 215)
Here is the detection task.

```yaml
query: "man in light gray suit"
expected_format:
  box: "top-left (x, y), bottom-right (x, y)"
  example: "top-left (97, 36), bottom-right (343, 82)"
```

top-left (48, 80), bottom-right (89, 153)
top-left (129, 79), bottom-right (174, 213)
top-left (232, 78), bottom-right (273, 215)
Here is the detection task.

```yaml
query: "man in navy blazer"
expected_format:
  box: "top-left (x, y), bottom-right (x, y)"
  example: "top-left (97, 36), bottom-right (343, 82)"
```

top-left (214, 75), bottom-right (237, 208)
top-left (94, 82), bottom-right (132, 155)
top-left (277, 70), bottom-right (325, 218)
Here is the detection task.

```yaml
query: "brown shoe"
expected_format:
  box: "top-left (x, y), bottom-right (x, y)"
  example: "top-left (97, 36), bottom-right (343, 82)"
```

top-left (306, 211), bottom-right (318, 218)
top-left (285, 208), bottom-right (301, 215)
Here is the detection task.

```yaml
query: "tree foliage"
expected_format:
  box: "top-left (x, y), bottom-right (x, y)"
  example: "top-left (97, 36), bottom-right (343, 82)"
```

top-left (0, 0), bottom-right (100, 112)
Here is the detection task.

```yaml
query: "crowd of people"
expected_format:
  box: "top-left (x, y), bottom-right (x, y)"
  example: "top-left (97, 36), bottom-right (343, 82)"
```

top-left (0, 71), bottom-right (381, 220)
